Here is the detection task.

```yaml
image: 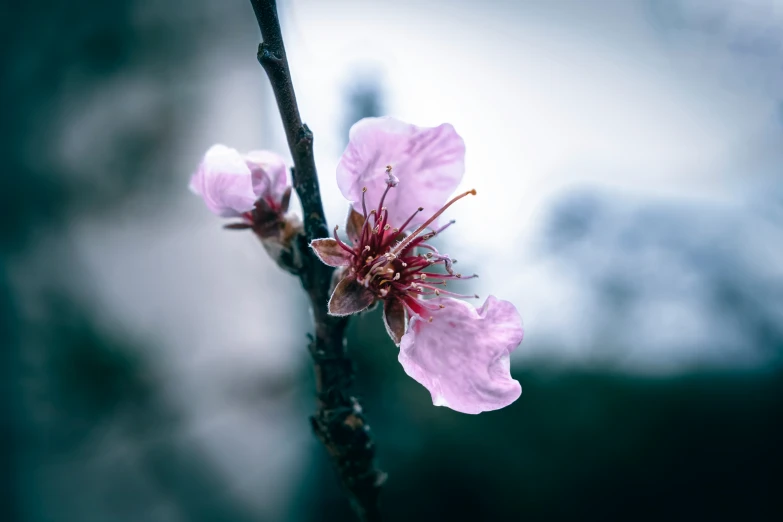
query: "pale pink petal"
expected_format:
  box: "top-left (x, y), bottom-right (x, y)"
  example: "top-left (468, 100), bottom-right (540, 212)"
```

top-left (245, 150), bottom-right (289, 207)
top-left (190, 145), bottom-right (257, 217)
top-left (310, 238), bottom-right (353, 267)
top-left (398, 296), bottom-right (523, 414)
top-left (336, 117), bottom-right (465, 229)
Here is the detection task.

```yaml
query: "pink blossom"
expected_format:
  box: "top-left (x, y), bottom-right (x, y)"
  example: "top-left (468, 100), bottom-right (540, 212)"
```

top-left (336, 117), bottom-right (465, 228)
top-left (312, 120), bottom-right (524, 414)
top-left (190, 144), bottom-right (290, 218)
top-left (399, 296), bottom-right (523, 414)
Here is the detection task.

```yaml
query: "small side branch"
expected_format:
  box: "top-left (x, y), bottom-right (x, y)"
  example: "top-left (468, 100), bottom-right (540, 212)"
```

top-left (248, 1), bottom-right (386, 520)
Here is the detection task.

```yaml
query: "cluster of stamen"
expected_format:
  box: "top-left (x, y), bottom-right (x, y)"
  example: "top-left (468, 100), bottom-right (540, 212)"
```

top-left (332, 166), bottom-right (479, 321)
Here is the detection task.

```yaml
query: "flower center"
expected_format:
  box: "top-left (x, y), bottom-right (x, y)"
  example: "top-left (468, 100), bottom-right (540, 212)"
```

top-left (332, 167), bottom-right (479, 319)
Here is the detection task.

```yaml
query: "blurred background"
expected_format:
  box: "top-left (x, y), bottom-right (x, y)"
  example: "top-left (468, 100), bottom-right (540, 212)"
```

top-left (3, 0), bottom-right (783, 520)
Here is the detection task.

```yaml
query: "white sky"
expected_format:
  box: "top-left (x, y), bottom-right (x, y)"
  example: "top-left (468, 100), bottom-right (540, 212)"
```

top-left (282, 0), bottom-right (783, 371)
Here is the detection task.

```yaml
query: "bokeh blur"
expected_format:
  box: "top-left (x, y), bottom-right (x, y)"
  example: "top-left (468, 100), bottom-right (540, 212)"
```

top-left (4, 0), bottom-right (783, 521)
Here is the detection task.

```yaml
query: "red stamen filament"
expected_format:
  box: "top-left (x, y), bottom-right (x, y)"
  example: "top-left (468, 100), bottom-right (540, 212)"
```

top-left (391, 189), bottom-right (476, 256)
top-left (332, 226), bottom-right (356, 255)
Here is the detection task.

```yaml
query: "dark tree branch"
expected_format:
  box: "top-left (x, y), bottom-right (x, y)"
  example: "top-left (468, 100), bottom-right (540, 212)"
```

top-left (250, 0), bottom-right (325, 243)
top-left (248, 1), bottom-right (386, 520)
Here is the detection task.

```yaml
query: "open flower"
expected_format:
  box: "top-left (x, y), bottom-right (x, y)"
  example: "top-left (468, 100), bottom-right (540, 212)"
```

top-left (311, 117), bottom-right (523, 414)
top-left (190, 144), bottom-right (291, 222)
top-left (190, 144), bottom-right (300, 271)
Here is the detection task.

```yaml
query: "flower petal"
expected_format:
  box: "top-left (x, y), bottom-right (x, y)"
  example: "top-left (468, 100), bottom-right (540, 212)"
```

top-left (398, 296), bottom-right (523, 414)
top-left (383, 299), bottom-right (407, 345)
top-left (336, 117), bottom-right (465, 229)
top-left (310, 238), bottom-right (353, 267)
top-left (245, 150), bottom-right (289, 207)
top-left (190, 145), bottom-right (257, 217)
top-left (328, 276), bottom-right (376, 316)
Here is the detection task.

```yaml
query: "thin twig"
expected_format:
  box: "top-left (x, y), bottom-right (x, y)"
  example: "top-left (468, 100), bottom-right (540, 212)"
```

top-left (248, 1), bottom-right (386, 520)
